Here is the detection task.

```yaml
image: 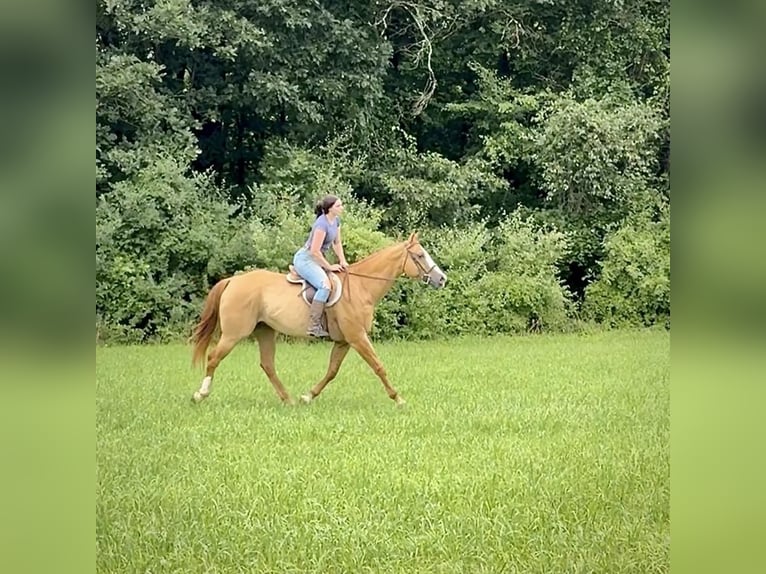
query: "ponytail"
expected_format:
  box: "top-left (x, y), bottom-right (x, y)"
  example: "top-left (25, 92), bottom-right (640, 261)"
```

top-left (314, 195), bottom-right (339, 218)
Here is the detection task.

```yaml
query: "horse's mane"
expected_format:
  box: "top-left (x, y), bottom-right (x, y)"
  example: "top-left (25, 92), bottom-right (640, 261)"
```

top-left (349, 240), bottom-right (406, 268)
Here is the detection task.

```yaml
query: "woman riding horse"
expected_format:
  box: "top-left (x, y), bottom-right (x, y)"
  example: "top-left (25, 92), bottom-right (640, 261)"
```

top-left (292, 195), bottom-right (348, 338)
top-left (191, 229), bottom-right (447, 406)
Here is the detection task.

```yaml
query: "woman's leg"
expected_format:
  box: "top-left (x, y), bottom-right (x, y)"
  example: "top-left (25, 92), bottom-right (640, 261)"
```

top-left (293, 249), bottom-right (331, 302)
top-left (293, 249), bottom-right (331, 337)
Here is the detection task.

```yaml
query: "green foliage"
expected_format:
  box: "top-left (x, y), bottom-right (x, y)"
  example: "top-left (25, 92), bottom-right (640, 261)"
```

top-left (563, 0), bottom-right (670, 101)
top-left (96, 157), bottom-right (253, 342)
top-left (371, 131), bottom-right (507, 231)
top-left (491, 213), bottom-right (572, 329)
top-left (441, 64), bottom-right (551, 222)
top-left (370, 217), bottom-right (572, 340)
top-left (445, 63), bottom-right (545, 166)
top-left (95, 0), bottom-right (671, 340)
top-left (583, 203), bottom-right (670, 327)
top-left (247, 202), bottom-right (310, 272)
top-left (527, 93), bottom-right (666, 293)
top-left (252, 142), bottom-right (356, 209)
top-left (534, 94), bottom-right (664, 224)
top-left (337, 205), bottom-right (393, 263)
top-left (96, 51), bottom-right (197, 194)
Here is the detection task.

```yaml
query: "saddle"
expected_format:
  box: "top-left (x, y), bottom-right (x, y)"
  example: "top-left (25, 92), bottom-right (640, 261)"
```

top-left (285, 265), bottom-right (343, 307)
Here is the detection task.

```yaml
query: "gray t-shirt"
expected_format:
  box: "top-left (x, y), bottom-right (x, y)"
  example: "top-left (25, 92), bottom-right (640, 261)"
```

top-left (304, 214), bottom-right (340, 254)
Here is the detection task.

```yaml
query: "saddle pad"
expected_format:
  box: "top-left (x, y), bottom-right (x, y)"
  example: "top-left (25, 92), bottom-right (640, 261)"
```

top-left (285, 267), bottom-right (343, 307)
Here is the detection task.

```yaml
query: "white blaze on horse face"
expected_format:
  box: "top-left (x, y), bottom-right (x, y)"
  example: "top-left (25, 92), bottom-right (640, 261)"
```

top-left (422, 247), bottom-right (446, 287)
top-left (422, 248), bottom-right (437, 272)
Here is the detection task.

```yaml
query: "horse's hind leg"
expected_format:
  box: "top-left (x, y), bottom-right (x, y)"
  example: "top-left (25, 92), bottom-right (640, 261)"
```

top-left (253, 324), bottom-right (294, 405)
top-left (301, 341), bottom-right (350, 404)
top-left (193, 334), bottom-right (241, 402)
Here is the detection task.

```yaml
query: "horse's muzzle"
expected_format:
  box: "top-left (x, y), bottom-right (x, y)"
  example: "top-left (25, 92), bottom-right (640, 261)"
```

top-left (426, 273), bottom-right (447, 289)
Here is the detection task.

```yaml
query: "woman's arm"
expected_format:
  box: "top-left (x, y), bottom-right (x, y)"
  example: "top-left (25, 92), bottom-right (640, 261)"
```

top-left (332, 227), bottom-right (348, 268)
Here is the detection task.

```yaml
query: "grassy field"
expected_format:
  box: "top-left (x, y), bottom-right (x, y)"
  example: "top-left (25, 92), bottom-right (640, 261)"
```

top-left (96, 328), bottom-right (669, 573)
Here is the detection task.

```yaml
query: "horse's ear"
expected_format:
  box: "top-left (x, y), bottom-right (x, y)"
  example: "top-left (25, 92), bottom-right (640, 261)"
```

top-left (407, 231), bottom-right (419, 245)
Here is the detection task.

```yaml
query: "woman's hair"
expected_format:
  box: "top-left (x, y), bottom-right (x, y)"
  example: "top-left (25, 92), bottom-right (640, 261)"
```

top-left (314, 195), bottom-right (339, 217)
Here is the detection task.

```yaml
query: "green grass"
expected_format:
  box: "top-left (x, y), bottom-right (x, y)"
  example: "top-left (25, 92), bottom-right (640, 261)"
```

top-left (97, 329), bottom-right (669, 573)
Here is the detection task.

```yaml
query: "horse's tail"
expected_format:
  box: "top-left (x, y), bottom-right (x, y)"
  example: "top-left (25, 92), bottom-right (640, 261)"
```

top-left (190, 278), bottom-right (231, 368)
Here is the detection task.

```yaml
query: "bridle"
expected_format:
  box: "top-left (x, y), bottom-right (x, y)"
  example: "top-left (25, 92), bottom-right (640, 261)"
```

top-left (405, 248), bottom-right (439, 284)
top-left (345, 248), bottom-right (433, 283)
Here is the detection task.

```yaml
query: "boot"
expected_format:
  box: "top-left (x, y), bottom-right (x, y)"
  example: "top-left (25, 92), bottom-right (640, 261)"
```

top-left (307, 300), bottom-right (330, 338)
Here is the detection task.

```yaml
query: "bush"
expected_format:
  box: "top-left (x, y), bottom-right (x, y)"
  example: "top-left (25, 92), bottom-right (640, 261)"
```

top-left (96, 157), bottom-right (253, 342)
top-left (96, 134), bottom-right (665, 343)
top-left (535, 94), bottom-right (664, 221)
top-left (368, 216), bottom-right (572, 340)
top-left (583, 203), bottom-right (670, 327)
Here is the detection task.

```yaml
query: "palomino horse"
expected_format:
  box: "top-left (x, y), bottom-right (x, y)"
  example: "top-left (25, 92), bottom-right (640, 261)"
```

top-left (190, 232), bottom-right (447, 405)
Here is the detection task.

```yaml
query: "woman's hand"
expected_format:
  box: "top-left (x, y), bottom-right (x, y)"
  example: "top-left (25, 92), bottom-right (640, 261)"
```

top-left (328, 263), bottom-right (343, 272)
top-left (339, 258), bottom-right (349, 271)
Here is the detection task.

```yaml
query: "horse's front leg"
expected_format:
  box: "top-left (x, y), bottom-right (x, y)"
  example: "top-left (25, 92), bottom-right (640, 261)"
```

top-left (349, 334), bottom-right (405, 406)
top-left (301, 341), bottom-right (350, 403)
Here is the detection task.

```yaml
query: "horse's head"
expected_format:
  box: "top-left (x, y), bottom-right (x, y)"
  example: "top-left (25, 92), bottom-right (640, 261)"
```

top-left (403, 232), bottom-right (447, 289)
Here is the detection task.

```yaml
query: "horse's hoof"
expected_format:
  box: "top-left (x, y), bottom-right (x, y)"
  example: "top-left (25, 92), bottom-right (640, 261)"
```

top-left (283, 397), bottom-right (297, 406)
top-left (300, 394), bottom-right (313, 404)
top-left (192, 391), bottom-right (207, 403)
top-left (395, 396), bottom-right (407, 407)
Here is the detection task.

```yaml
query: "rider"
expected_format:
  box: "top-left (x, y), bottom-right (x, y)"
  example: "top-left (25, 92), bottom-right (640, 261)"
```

top-left (292, 195), bottom-right (349, 337)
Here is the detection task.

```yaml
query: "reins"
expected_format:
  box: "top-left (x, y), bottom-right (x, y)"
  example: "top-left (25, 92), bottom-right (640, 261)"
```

top-left (340, 250), bottom-right (410, 300)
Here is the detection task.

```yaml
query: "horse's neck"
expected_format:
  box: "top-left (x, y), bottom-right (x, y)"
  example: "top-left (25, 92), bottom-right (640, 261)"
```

top-left (350, 244), bottom-right (405, 303)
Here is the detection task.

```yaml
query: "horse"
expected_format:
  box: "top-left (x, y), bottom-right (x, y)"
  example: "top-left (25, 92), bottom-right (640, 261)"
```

top-left (190, 232), bottom-right (447, 406)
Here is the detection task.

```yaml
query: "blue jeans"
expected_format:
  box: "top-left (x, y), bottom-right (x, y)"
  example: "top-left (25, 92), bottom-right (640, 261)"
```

top-left (293, 248), bottom-right (330, 303)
